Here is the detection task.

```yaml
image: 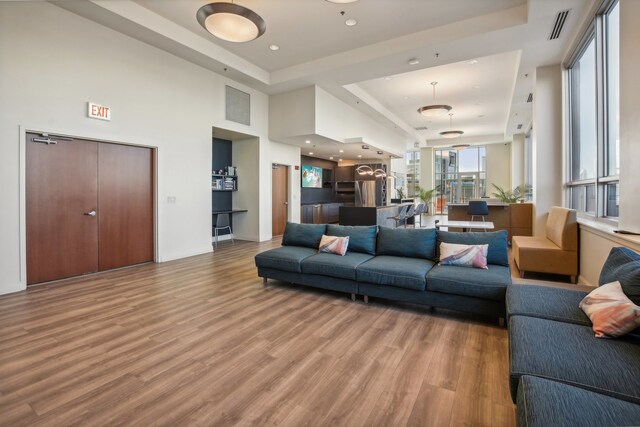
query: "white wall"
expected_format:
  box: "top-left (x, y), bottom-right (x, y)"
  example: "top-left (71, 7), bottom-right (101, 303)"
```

top-left (532, 65), bottom-right (563, 236)
top-left (618, 0), bottom-right (640, 234)
top-left (0, 2), bottom-right (275, 295)
top-left (268, 87), bottom-right (316, 140)
top-left (511, 133), bottom-right (525, 188)
top-left (485, 143), bottom-right (512, 194)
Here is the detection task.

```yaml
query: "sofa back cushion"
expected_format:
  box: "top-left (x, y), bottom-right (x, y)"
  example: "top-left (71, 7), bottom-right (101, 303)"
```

top-left (376, 227), bottom-right (437, 260)
top-left (327, 224), bottom-right (377, 255)
top-left (546, 207), bottom-right (578, 251)
top-left (599, 247), bottom-right (640, 305)
top-left (282, 222), bottom-right (327, 249)
top-left (437, 230), bottom-right (509, 267)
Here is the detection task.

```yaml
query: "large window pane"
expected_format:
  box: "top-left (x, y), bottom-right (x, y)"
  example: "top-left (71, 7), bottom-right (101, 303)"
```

top-left (434, 147), bottom-right (487, 213)
top-left (570, 37), bottom-right (597, 181)
top-left (606, 2), bottom-right (619, 177)
top-left (606, 182), bottom-right (619, 217)
top-left (571, 185), bottom-right (596, 214)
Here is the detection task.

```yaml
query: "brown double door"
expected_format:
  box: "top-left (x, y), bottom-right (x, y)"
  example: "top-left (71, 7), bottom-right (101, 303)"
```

top-left (26, 133), bottom-right (153, 285)
top-left (271, 164), bottom-right (289, 236)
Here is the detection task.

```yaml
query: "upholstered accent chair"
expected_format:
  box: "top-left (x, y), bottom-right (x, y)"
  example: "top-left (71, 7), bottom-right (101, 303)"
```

top-left (512, 207), bottom-right (578, 283)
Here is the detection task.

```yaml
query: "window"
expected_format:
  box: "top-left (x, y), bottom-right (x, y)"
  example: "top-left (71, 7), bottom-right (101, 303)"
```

top-left (567, 0), bottom-right (619, 218)
top-left (434, 146), bottom-right (486, 214)
top-left (406, 151), bottom-right (420, 197)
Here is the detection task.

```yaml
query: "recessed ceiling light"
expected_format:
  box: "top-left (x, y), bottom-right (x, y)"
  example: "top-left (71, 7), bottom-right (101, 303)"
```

top-left (339, 149), bottom-right (344, 153)
top-left (269, 44), bottom-right (280, 51)
top-left (305, 140), bottom-right (310, 144)
top-left (357, 154), bottom-right (362, 158)
top-left (384, 77), bottom-right (392, 81)
top-left (309, 152), bottom-right (314, 155)
top-left (345, 18), bottom-right (357, 26)
top-left (473, 85), bottom-right (480, 89)
top-left (329, 156), bottom-right (334, 160)
top-left (467, 59), bottom-right (479, 65)
top-left (403, 96), bottom-right (410, 100)
top-left (339, 159), bottom-right (343, 161)
top-left (408, 58), bottom-right (420, 66)
top-left (325, 0), bottom-right (359, 3)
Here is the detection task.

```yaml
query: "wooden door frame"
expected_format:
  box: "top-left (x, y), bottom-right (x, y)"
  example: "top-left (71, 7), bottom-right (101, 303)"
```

top-left (271, 162), bottom-right (291, 238)
top-left (18, 124), bottom-right (159, 290)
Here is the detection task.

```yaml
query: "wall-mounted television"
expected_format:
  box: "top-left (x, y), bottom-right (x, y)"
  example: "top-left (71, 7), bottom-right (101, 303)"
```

top-left (301, 165), bottom-right (322, 188)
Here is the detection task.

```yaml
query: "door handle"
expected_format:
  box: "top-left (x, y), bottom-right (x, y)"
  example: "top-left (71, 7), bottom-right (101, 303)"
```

top-left (284, 202), bottom-right (288, 205)
top-left (84, 210), bottom-right (97, 217)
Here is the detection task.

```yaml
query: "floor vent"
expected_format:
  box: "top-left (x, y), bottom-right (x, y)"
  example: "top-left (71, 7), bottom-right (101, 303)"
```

top-left (526, 93), bottom-right (533, 103)
top-left (549, 10), bottom-right (570, 40)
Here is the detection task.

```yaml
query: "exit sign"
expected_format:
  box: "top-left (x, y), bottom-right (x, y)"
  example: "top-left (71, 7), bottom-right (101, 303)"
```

top-left (87, 102), bottom-right (111, 121)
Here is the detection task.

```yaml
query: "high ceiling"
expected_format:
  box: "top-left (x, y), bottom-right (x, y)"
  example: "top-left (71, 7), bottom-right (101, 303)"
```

top-left (53, 0), bottom-right (596, 157)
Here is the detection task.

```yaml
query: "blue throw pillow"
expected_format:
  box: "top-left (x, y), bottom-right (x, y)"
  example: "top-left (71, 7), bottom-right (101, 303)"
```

top-left (376, 226), bottom-right (437, 260)
top-left (327, 224), bottom-right (377, 255)
top-left (599, 247), bottom-right (640, 305)
top-left (437, 230), bottom-right (509, 267)
top-left (282, 222), bottom-right (327, 249)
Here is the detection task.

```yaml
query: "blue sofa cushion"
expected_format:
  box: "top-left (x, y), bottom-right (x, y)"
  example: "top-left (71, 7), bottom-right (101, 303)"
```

top-left (254, 247), bottom-right (318, 273)
top-left (517, 375), bottom-right (640, 427)
top-left (356, 256), bottom-right (435, 291)
top-left (281, 222), bottom-right (327, 249)
top-left (509, 315), bottom-right (640, 404)
top-left (506, 284), bottom-right (591, 325)
top-left (437, 230), bottom-right (509, 267)
top-left (426, 264), bottom-right (510, 301)
top-left (599, 247), bottom-right (640, 305)
top-left (376, 226), bottom-right (437, 260)
top-left (301, 252), bottom-right (374, 280)
top-left (326, 224), bottom-right (377, 255)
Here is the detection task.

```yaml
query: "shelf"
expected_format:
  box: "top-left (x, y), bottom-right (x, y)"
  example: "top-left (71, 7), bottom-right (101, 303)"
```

top-left (212, 174), bottom-right (238, 178)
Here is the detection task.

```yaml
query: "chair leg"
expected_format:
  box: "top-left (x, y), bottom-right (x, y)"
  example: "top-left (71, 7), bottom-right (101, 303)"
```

top-left (570, 275), bottom-right (577, 284)
top-left (350, 293), bottom-right (356, 302)
top-left (519, 270), bottom-right (525, 279)
top-left (363, 295), bottom-right (369, 304)
top-left (214, 229), bottom-right (218, 248)
top-left (263, 277), bottom-right (268, 286)
top-left (498, 317), bottom-right (505, 327)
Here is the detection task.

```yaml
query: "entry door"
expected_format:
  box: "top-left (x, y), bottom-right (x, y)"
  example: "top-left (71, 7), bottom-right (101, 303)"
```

top-left (272, 164), bottom-right (289, 236)
top-left (26, 134), bottom-right (99, 284)
top-left (26, 133), bottom-right (154, 285)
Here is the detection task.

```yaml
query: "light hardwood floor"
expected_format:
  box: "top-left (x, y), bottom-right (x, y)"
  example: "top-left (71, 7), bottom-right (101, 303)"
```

top-left (0, 239), bottom-right (515, 427)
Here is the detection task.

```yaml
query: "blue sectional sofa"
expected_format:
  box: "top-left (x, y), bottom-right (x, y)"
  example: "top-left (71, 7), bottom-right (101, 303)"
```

top-left (255, 222), bottom-right (512, 322)
top-left (507, 247), bottom-right (640, 426)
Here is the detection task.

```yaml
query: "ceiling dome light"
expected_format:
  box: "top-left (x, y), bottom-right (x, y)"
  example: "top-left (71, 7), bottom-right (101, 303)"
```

top-left (197, 2), bottom-right (266, 43)
top-left (418, 82), bottom-right (452, 117)
top-left (439, 113), bottom-right (464, 139)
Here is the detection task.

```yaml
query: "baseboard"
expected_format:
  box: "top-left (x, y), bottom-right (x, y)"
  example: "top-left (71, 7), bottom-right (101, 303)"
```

top-left (159, 246), bottom-right (213, 262)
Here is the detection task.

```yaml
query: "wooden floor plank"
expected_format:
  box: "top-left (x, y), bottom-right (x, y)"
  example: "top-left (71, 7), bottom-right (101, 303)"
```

top-left (0, 239), bottom-right (514, 426)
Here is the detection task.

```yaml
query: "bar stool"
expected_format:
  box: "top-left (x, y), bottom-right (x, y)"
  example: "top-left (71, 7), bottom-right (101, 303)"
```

top-left (214, 213), bottom-right (234, 247)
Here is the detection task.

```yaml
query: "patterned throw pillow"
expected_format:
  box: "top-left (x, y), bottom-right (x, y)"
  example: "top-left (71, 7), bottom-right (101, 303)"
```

top-left (439, 242), bottom-right (488, 269)
top-left (318, 235), bottom-right (349, 256)
top-left (579, 281), bottom-right (640, 338)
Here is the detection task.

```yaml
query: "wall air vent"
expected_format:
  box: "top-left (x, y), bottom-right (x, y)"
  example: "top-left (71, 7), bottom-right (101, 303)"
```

top-left (526, 93), bottom-right (533, 103)
top-left (414, 126), bottom-right (428, 131)
top-left (517, 124), bottom-right (523, 130)
top-left (549, 10), bottom-right (570, 40)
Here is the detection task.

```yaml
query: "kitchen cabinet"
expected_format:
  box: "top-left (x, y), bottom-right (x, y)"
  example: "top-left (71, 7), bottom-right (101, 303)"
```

top-left (335, 166), bottom-right (355, 182)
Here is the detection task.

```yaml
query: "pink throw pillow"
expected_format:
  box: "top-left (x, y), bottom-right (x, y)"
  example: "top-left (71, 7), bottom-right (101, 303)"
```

top-left (318, 235), bottom-right (349, 256)
top-left (439, 242), bottom-right (488, 269)
top-left (579, 281), bottom-right (640, 338)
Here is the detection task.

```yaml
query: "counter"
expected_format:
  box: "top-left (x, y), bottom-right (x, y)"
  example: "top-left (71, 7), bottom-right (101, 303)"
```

top-left (339, 204), bottom-right (414, 227)
top-left (447, 202), bottom-right (532, 240)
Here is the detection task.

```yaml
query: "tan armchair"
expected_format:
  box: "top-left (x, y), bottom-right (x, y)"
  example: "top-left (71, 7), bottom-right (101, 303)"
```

top-left (512, 207), bottom-right (578, 283)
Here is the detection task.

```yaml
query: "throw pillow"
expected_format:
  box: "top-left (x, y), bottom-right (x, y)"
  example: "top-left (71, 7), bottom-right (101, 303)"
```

top-left (579, 281), bottom-right (640, 338)
top-left (318, 235), bottom-right (349, 256)
top-left (439, 242), bottom-right (488, 269)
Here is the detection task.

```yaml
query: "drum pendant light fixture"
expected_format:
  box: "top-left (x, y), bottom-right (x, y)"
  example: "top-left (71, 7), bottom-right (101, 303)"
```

top-left (417, 82), bottom-right (452, 117)
top-left (197, 2), bottom-right (266, 43)
top-left (440, 113), bottom-right (464, 139)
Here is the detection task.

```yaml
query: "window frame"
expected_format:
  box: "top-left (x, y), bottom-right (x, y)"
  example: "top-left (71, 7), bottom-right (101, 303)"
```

top-left (565, 0), bottom-right (619, 221)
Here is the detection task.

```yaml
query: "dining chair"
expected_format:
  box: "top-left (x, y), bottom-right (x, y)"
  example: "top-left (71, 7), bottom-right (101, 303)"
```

top-left (467, 200), bottom-right (489, 222)
top-left (405, 204), bottom-right (416, 228)
top-left (414, 203), bottom-right (424, 228)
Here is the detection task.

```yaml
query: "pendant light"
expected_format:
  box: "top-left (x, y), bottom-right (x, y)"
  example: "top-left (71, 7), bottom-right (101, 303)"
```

top-left (197, 2), bottom-right (266, 43)
top-left (440, 113), bottom-right (464, 139)
top-left (417, 82), bottom-right (452, 117)
top-left (451, 144), bottom-right (470, 150)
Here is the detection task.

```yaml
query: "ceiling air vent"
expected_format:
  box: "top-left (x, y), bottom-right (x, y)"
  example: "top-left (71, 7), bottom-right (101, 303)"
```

top-left (526, 93), bottom-right (533, 103)
top-left (549, 10), bottom-right (570, 40)
top-left (517, 124), bottom-right (523, 130)
top-left (414, 126), bottom-right (428, 131)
